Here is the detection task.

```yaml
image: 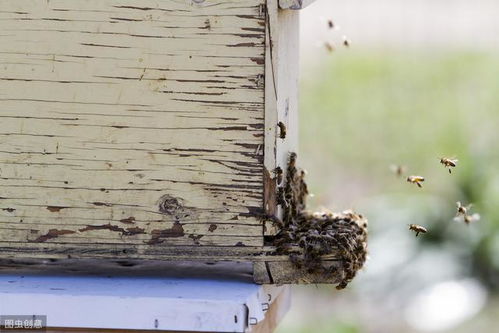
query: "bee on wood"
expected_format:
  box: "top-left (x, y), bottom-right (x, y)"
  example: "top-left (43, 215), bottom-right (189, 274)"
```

top-left (274, 167), bottom-right (283, 185)
top-left (342, 36), bottom-right (351, 48)
top-left (277, 121), bottom-right (287, 139)
top-left (277, 187), bottom-right (288, 208)
top-left (324, 42), bottom-right (335, 53)
top-left (409, 224), bottom-right (427, 237)
top-left (336, 281), bottom-right (348, 290)
top-left (440, 157), bottom-right (458, 174)
top-left (390, 164), bottom-right (406, 177)
top-left (407, 175), bottom-right (425, 188)
top-left (288, 152), bottom-right (297, 169)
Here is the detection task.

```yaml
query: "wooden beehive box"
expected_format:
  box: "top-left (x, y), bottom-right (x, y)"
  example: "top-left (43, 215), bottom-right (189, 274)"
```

top-left (0, 0), bottom-right (367, 285)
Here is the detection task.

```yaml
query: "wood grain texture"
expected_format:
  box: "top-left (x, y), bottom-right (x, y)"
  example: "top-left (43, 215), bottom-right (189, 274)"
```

top-left (263, 0), bottom-right (299, 236)
top-left (278, 0), bottom-right (318, 10)
top-left (0, 0), bottom-right (266, 252)
top-left (0, 1), bottom-right (342, 287)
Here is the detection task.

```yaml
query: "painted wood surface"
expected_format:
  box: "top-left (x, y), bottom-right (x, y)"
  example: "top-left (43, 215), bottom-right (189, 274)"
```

top-left (0, 273), bottom-right (289, 332)
top-left (0, 0), bottom-right (344, 286)
top-left (0, 0), bottom-right (267, 253)
top-left (278, 0), bottom-right (318, 10)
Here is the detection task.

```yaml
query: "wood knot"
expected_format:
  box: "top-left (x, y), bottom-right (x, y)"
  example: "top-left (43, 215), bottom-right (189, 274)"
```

top-left (157, 195), bottom-right (185, 216)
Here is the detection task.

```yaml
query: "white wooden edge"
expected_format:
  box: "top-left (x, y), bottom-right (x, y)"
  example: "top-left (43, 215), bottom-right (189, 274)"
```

top-left (264, 0), bottom-right (300, 235)
top-left (0, 275), bottom-right (289, 332)
top-left (278, 0), bottom-right (318, 10)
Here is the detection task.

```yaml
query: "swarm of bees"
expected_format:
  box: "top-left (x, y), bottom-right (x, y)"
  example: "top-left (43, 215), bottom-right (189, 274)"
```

top-left (322, 17), bottom-right (351, 53)
top-left (274, 153), bottom-right (368, 290)
top-left (391, 156), bottom-right (480, 237)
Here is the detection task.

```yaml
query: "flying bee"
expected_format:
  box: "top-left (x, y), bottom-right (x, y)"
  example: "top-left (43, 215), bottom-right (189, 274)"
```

top-left (407, 175), bottom-right (425, 188)
top-left (409, 224), bottom-right (427, 237)
top-left (440, 157), bottom-right (458, 174)
top-left (327, 19), bottom-right (335, 29)
top-left (324, 41), bottom-right (335, 53)
top-left (454, 202), bottom-right (480, 225)
top-left (390, 164), bottom-right (407, 177)
top-left (456, 201), bottom-right (472, 217)
top-left (277, 121), bottom-right (287, 139)
top-left (342, 36), bottom-right (351, 47)
top-left (463, 213), bottom-right (480, 225)
top-left (274, 166), bottom-right (283, 185)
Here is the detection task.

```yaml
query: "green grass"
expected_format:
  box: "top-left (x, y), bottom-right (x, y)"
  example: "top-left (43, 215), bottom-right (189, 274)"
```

top-left (277, 320), bottom-right (361, 333)
top-left (299, 50), bottom-right (499, 218)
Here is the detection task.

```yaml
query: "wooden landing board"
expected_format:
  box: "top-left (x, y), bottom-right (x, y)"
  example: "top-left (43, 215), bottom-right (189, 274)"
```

top-left (0, 0), bottom-right (266, 251)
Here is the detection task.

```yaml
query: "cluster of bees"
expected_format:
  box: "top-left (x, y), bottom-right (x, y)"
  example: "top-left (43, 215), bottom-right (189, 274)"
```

top-left (322, 18), bottom-right (351, 53)
top-left (391, 157), bottom-right (480, 237)
top-left (274, 153), bottom-right (368, 290)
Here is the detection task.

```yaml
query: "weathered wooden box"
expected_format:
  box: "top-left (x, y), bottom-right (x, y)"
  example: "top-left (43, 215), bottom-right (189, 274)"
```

top-left (0, 0), bottom-right (366, 285)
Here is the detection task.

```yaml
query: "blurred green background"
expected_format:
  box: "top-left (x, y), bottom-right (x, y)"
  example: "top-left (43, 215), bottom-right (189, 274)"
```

top-left (275, 10), bottom-right (499, 332)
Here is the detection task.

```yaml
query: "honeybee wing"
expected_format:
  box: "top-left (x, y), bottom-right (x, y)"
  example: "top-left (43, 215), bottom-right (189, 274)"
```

top-left (469, 213), bottom-right (480, 222)
top-left (455, 202), bottom-right (462, 216)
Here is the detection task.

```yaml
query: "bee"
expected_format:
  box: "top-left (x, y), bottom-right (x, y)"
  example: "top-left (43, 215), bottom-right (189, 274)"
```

top-left (456, 201), bottom-right (472, 217)
top-left (390, 164), bottom-right (406, 177)
top-left (324, 42), bottom-right (335, 53)
top-left (336, 281), bottom-right (348, 290)
top-left (274, 166), bottom-right (283, 185)
top-left (277, 186), bottom-right (288, 208)
top-left (409, 224), bottom-right (427, 237)
top-left (454, 202), bottom-right (480, 225)
top-left (342, 36), bottom-right (351, 48)
top-left (327, 19), bottom-right (335, 29)
top-left (288, 152), bottom-right (297, 169)
top-left (277, 121), bottom-right (287, 139)
top-left (440, 157), bottom-right (458, 174)
top-left (407, 175), bottom-right (425, 188)
top-left (463, 213), bottom-right (480, 225)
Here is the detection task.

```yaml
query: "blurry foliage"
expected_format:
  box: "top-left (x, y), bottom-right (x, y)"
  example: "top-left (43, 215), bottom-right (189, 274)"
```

top-left (278, 318), bottom-right (361, 333)
top-left (298, 50), bottom-right (499, 291)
